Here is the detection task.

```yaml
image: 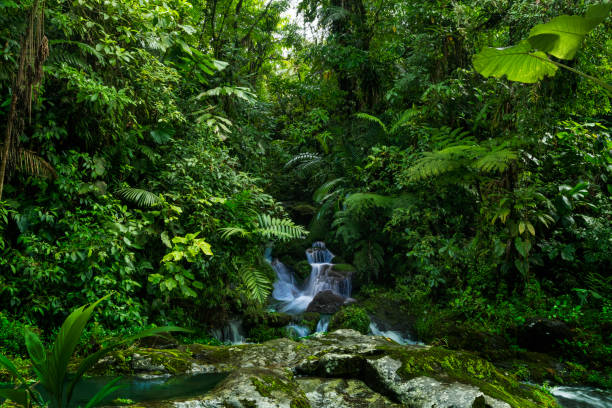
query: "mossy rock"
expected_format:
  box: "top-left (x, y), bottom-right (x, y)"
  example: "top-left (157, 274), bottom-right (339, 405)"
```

top-left (247, 325), bottom-right (288, 343)
top-left (329, 305), bottom-right (370, 334)
top-left (380, 345), bottom-right (558, 408)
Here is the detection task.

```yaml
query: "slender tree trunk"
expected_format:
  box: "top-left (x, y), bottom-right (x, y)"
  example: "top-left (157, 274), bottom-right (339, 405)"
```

top-left (0, 68), bottom-right (20, 201)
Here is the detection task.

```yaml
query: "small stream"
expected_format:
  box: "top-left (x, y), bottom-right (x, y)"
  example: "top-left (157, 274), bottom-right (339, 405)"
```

top-left (552, 386), bottom-right (612, 408)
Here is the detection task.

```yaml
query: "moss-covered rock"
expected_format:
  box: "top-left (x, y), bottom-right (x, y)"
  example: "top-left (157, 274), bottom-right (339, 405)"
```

top-left (329, 305), bottom-right (370, 334)
top-left (90, 330), bottom-right (560, 408)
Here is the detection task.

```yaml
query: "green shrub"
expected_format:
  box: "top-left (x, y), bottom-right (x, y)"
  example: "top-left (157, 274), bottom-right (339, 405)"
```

top-left (329, 305), bottom-right (370, 334)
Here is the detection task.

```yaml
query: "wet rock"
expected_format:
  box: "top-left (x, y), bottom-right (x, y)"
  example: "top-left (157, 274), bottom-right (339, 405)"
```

top-left (306, 290), bottom-right (345, 314)
top-left (100, 330), bottom-right (557, 408)
top-left (297, 377), bottom-right (400, 408)
top-left (517, 318), bottom-right (573, 353)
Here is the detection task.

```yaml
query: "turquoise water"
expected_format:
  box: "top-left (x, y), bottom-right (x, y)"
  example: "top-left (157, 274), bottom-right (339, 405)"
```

top-left (2, 373), bottom-right (227, 407)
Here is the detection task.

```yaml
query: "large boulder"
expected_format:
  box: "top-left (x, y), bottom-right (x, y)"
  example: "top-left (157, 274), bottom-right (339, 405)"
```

top-left (95, 330), bottom-right (558, 408)
top-left (306, 290), bottom-right (345, 314)
top-left (517, 318), bottom-right (573, 353)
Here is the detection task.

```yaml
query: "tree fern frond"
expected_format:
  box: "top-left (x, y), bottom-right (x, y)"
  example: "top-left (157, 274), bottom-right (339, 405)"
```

top-left (115, 187), bottom-right (160, 207)
top-left (474, 148), bottom-right (518, 173)
top-left (239, 265), bottom-right (272, 304)
top-left (406, 145), bottom-right (480, 182)
top-left (256, 214), bottom-right (308, 242)
top-left (355, 113), bottom-right (387, 134)
top-left (344, 193), bottom-right (396, 212)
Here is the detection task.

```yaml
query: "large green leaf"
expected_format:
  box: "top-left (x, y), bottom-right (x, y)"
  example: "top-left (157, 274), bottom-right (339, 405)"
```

top-left (473, 41), bottom-right (558, 83)
top-left (528, 3), bottom-right (612, 59)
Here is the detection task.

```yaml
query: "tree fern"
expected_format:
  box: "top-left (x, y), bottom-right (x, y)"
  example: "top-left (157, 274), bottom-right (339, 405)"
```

top-left (255, 214), bottom-right (308, 242)
top-left (285, 152), bottom-right (324, 176)
top-left (115, 187), bottom-right (161, 207)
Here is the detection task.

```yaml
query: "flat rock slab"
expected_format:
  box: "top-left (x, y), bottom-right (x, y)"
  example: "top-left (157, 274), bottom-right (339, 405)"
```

top-left (100, 330), bottom-right (557, 408)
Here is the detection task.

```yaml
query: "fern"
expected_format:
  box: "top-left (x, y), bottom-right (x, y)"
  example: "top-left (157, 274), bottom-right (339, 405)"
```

top-left (285, 152), bottom-right (324, 176)
top-left (255, 214), bottom-right (308, 242)
top-left (355, 113), bottom-right (388, 134)
top-left (219, 227), bottom-right (250, 240)
top-left (475, 147), bottom-right (518, 173)
top-left (313, 177), bottom-right (345, 203)
top-left (115, 187), bottom-right (160, 207)
top-left (239, 265), bottom-right (272, 305)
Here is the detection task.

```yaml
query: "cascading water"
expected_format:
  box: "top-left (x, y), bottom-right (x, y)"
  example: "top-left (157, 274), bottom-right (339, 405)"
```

top-left (210, 320), bottom-right (245, 344)
top-left (316, 315), bottom-right (330, 332)
top-left (271, 242), bottom-right (352, 315)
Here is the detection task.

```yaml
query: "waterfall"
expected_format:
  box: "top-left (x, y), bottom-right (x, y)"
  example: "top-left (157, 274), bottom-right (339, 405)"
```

top-left (211, 319), bottom-right (245, 344)
top-left (369, 322), bottom-right (422, 345)
top-left (270, 242), bottom-right (352, 315)
top-left (316, 315), bottom-right (330, 332)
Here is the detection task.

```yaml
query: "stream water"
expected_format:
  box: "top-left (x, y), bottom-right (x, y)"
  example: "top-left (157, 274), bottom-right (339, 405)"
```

top-left (552, 386), bottom-right (612, 408)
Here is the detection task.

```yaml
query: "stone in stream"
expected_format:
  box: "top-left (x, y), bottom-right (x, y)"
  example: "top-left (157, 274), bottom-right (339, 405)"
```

top-left (93, 329), bottom-right (558, 408)
top-left (306, 290), bottom-right (346, 314)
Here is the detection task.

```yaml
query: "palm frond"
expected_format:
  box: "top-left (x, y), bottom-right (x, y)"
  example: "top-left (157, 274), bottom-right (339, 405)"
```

top-left (13, 149), bottom-right (56, 178)
top-left (115, 187), bottom-right (160, 207)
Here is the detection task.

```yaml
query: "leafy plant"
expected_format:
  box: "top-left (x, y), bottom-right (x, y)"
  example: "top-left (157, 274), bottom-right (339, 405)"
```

top-left (473, 3), bottom-right (612, 90)
top-left (0, 295), bottom-right (187, 408)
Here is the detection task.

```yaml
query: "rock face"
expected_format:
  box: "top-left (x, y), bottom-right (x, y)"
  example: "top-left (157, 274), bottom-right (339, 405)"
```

top-left (99, 330), bottom-right (558, 408)
top-left (306, 290), bottom-right (346, 314)
top-left (517, 318), bottom-right (573, 353)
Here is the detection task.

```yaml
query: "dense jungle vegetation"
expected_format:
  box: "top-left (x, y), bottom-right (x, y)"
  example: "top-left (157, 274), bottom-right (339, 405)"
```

top-left (1, 0), bottom-right (611, 396)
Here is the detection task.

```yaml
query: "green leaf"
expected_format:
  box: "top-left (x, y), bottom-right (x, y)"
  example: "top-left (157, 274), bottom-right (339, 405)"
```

top-left (24, 328), bottom-right (46, 366)
top-left (473, 41), bottom-right (558, 83)
top-left (83, 377), bottom-right (124, 408)
top-left (528, 3), bottom-right (612, 59)
top-left (0, 389), bottom-right (30, 406)
top-left (514, 237), bottom-right (532, 258)
top-left (0, 354), bottom-right (22, 380)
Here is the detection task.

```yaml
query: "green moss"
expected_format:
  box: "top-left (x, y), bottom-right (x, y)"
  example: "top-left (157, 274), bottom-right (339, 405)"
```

top-left (329, 305), bottom-right (370, 334)
top-left (251, 374), bottom-right (310, 407)
top-left (381, 346), bottom-right (558, 408)
top-left (248, 325), bottom-right (288, 342)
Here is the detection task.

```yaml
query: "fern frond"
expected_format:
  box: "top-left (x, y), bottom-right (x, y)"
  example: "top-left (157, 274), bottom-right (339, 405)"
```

top-left (355, 113), bottom-right (387, 134)
top-left (115, 187), bottom-right (160, 207)
top-left (344, 193), bottom-right (396, 212)
top-left (313, 178), bottom-right (345, 203)
top-left (406, 145), bottom-right (480, 182)
top-left (239, 265), bottom-right (272, 304)
top-left (219, 227), bottom-right (250, 240)
top-left (474, 148), bottom-right (518, 173)
top-left (255, 214), bottom-right (308, 242)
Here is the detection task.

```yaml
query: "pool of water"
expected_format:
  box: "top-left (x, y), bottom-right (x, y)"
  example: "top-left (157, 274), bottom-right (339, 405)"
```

top-left (2, 373), bottom-right (227, 407)
top-left (552, 386), bottom-right (612, 408)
